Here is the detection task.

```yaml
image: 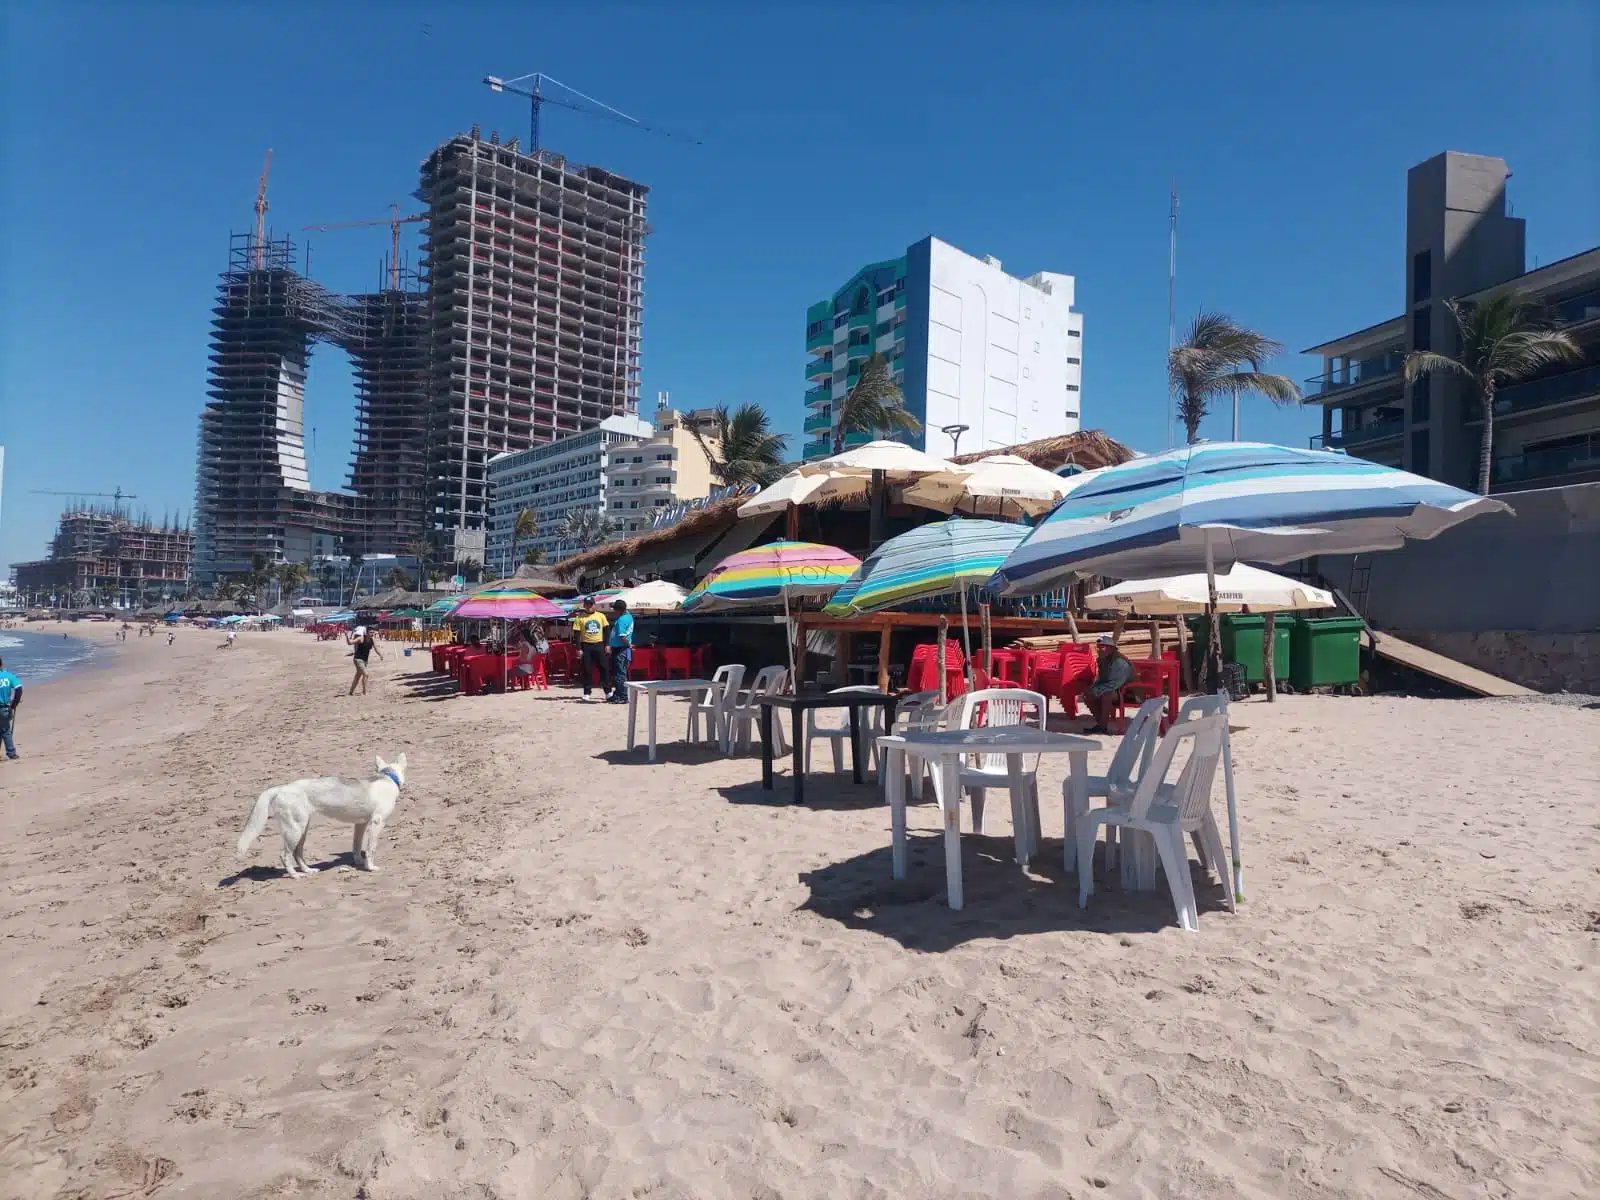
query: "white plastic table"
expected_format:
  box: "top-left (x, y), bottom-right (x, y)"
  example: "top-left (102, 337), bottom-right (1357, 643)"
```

top-left (626, 679), bottom-right (713, 762)
top-left (878, 726), bottom-right (1101, 910)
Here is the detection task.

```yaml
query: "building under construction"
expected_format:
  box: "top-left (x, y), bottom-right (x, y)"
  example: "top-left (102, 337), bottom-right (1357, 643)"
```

top-left (12, 506), bottom-right (194, 606)
top-left (417, 130), bottom-right (648, 562)
top-left (193, 129), bottom-right (647, 580)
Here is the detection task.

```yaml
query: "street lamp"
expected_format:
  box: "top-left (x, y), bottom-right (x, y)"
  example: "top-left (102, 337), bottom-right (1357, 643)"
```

top-left (940, 423), bottom-right (970, 458)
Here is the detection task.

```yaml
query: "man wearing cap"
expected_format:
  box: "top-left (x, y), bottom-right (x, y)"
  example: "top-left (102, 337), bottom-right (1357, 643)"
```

top-left (605, 599), bottom-right (635, 703)
top-left (570, 597), bottom-right (609, 700)
top-left (1083, 634), bottom-right (1133, 735)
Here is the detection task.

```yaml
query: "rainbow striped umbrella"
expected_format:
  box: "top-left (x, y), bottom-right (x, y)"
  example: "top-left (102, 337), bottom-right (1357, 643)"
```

top-left (681, 541), bottom-right (860, 613)
top-left (449, 586), bottom-right (566, 620)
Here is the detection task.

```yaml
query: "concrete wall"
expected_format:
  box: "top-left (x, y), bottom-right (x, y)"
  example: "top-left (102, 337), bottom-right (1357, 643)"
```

top-left (1318, 481), bottom-right (1600, 635)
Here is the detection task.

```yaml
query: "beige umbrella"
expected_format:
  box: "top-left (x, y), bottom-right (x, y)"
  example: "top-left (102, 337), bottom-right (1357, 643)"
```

top-left (1085, 563), bottom-right (1336, 615)
top-left (612, 579), bottom-right (690, 610)
top-left (737, 471), bottom-right (834, 518)
top-left (795, 439), bottom-right (955, 477)
top-left (903, 454), bottom-right (1073, 518)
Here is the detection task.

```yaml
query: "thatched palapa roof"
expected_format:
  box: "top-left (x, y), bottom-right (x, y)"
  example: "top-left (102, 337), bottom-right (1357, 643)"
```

top-left (553, 430), bottom-right (1132, 582)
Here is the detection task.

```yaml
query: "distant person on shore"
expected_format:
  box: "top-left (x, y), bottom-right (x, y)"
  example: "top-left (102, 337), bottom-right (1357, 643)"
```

top-left (348, 625), bottom-right (382, 696)
top-left (606, 599), bottom-right (634, 703)
top-left (570, 597), bottom-right (609, 700)
top-left (167, 629), bottom-right (176, 646)
top-left (1082, 635), bottom-right (1134, 735)
top-left (0, 656), bottom-right (22, 761)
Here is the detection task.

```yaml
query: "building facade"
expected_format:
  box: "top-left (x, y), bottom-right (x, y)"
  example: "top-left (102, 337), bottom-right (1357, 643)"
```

top-left (605, 402), bottom-right (720, 535)
top-left (484, 413), bottom-right (653, 575)
top-left (803, 237), bottom-right (1083, 462)
top-left (418, 131), bottom-right (648, 563)
top-left (12, 508), bottom-right (194, 607)
top-left (1305, 151), bottom-right (1600, 492)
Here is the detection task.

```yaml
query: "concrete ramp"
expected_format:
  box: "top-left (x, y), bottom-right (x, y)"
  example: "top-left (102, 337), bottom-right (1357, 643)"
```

top-left (1367, 630), bottom-right (1536, 698)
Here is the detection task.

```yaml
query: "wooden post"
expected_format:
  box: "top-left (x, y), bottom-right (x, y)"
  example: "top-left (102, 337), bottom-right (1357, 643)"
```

top-left (1176, 614), bottom-right (1193, 692)
top-left (785, 504), bottom-right (800, 541)
top-left (937, 613), bottom-right (948, 705)
top-left (793, 616), bottom-right (806, 689)
top-left (1110, 612), bottom-right (1126, 647)
top-left (1065, 607), bottom-right (1080, 643)
top-left (980, 602), bottom-right (993, 676)
top-left (876, 615), bottom-right (892, 693)
top-left (1149, 620), bottom-right (1162, 660)
top-left (1263, 612), bottom-right (1278, 702)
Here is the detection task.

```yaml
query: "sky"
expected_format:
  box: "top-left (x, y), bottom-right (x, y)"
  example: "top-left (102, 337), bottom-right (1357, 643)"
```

top-left (1, 1), bottom-right (1596, 570)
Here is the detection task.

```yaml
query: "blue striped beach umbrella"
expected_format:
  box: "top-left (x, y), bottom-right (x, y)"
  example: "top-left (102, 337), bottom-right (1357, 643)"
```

top-left (993, 442), bottom-right (1510, 904)
top-left (824, 519), bottom-right (1026, 615)
top-left (994, 442), bottom-right (1509, 592)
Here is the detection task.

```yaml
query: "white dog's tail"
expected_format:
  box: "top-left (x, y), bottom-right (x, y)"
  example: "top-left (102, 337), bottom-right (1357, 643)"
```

top-left (237, 787), bottom-right (277, 857)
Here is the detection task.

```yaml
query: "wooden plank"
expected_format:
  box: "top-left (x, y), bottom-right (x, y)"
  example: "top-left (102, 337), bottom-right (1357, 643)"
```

top-left (1367, 630), bottom-right (1535, 698)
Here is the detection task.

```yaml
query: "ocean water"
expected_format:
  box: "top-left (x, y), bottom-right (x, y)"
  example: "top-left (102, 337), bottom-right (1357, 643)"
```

top-left (0, 630), bottom-right (99, 686)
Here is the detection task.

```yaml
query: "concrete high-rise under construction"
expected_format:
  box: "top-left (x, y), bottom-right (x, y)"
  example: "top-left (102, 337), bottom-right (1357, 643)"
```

top-left (193, 129), bottom-right (647, 581)
top-left (417, 131), bottom-right (648, 564)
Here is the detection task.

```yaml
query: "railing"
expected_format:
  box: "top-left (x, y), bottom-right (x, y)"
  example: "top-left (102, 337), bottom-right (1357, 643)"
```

top-left (804, 385), bottom-right (831, 407)
top-left (1489, 363), bottom-right (1600, 417)
top-left (1314, 418), bottom-right (1405, 449)
top-left (1552, 287), bottom-right (1600, 328)
top-left (802, 437), bottom-right (832, 459)
top-left (1304, 352), bottom-right (1406, 396)
top-left (805, 356), bottom-right (833, 380)
top-left (845, 341), bottom-right (873, 359)
top-left (806, 327), bottom-right (833, 352)
top-left (847, 311), bottom-right (873, 329)
top-left (803, 410), bottom-right (832, 434)
top-left (1493, 433), bottom-right (1600, 485)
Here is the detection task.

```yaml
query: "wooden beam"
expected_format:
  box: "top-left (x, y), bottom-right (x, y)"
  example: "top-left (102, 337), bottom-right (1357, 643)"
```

top-left (876, 614), bottom-right (892, 693)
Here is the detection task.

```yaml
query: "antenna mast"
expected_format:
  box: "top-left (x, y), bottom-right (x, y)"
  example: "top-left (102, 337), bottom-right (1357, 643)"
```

top-left (253, 149), bottom-right (274, 270)
top-left (1167, 180), bottom-right (1178, 449)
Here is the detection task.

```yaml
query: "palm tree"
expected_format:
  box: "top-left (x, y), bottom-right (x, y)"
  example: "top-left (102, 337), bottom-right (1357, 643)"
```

top-left (1404, 291), bottom-right (1582, 495)
top-left (512, 509), bottom-right (540, 573)
top-left (689, 404), bottom-right (788, 489)
top-left (455, 557), bottom-right (483, 584)
top-left (404, 538), bottom-right (432, 590)
top-left (1168, 312), bottom-right (1300, 444)
top-left (386, 565), bottom-right (413, 590)
top-left (556, 508), bottom-right (614, 553)
top-left (346, 552), bottom-right (365, 605)
top-left (522, 546), bottom-right (546, 567)
top-left (832, 352), bottom-right (922, 454)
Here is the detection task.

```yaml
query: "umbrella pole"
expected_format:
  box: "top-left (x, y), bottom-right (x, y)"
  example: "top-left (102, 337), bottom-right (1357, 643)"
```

top-left (937, 614), bottom-right (948, 705)
top-left (1205, 530), bottom-right (1244, 904)
top-left (783, 580), bottom-right (796, 693)
top-left (959, 587), bottom-right (974, 687)
top-left (980, 601), bottom-right (992, 677)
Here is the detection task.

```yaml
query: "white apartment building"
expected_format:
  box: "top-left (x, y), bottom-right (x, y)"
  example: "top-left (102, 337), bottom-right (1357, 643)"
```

top-left (485, 414), bottom-right (654, 575)
top-left (605, 403), bottom-right (721, 535)
top-left (803, 236), bottom-right (1083, 460)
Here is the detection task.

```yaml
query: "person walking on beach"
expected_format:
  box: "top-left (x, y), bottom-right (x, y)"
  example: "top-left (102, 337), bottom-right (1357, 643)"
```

top-left (606, 599), bottom-right (634, 703)
top-left (1082, 634), bottom-right (1134, 735)
top-left (0, 656), bottom-right (23, 761)
top-left (570, 597), bottom-right (608, 700)
top-left (347, 625), bottom-right (382, 696)
top-left (167, 630), bottom-right (175, 646)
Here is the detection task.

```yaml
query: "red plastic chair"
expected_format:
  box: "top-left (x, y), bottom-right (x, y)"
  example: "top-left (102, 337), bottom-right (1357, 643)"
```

top-left (1124, 659), bottom-right (1179, 730)
top-left (629, 647), bottom-right (663, 680)
top-left (908, 640), bottom-right (968, 698)
top-left (659, 647), bottom-right (692, 679)
top-left (690, 645), bottom-right (711, 677)
top-left (1030, 643), bottom-right (1096, 715)
top-left (987, 648), bottom-right (1028, 687)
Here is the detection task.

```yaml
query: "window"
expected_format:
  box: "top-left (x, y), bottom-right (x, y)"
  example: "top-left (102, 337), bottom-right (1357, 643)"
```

top-left (1411, 375), bottom-right (1431, 423)
top-left (1412, 250), bottom-right (1431, 303)
top-left (1068, 328), bottom-right (1081, 338)
top-left (1409, 429), bottom-right (1430, 474)
top-left (1067, 356), bottom-right (1080, 365)
top-left (1066, 409), bottom-right (1079, 419)
top-left (1412, 307), bottom-right (1430, 351)
top-left (1033, 341), bottom-right (1040, 353)
top-left (1066, 383), bottom-right (1080, 392)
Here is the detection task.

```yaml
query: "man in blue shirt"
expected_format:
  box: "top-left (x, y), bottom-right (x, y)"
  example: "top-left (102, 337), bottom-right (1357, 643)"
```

top-left (606, 599), bottom-right (635, 703)
top-left (0, 656), bottom-right (22, 761)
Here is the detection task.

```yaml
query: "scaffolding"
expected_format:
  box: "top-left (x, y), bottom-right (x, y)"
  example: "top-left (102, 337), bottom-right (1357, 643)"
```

top-left (416, 130), bottom-right (648, 549)
top-left (12, 507), bottom-right (194, 606)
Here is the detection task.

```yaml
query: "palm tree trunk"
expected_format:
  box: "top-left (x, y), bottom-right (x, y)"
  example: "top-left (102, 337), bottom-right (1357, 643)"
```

top-left (867, 469), bottom-right (887, 551)
top-left (1185, 390), bottom-right (1202, 445)
top-left (1477, 381), bottom-right (1496, 495)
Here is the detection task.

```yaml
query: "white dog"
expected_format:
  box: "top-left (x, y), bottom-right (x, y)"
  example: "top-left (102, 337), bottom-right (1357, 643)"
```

top-left (236, 754), bottom-right (408, 877)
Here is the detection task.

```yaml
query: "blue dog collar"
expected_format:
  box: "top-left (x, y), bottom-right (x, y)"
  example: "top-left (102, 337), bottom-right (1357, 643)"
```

top-left (378, 767), bottom-right (402, 789)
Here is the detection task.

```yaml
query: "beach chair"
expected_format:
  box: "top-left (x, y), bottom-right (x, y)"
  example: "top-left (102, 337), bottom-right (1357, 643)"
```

top-left (883, 690), bottom-right (944, 803)
top-left (687, 664), bottom-right (743, 749)
top-left (804, 685), bottom-right (887, 777)
top-left (1075, 713), bottom-right (1229, 931)
top-left (1064, 696), bottom-right (1166, 870)
top-left (946, 688), bottom-right (1048, 861)
top-left (725, 665), bottom-right (789, 754)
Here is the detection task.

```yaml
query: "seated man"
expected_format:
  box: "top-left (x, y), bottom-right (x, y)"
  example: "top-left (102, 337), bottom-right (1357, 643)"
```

top-left (1083, 635), bottom-right (1134, 735)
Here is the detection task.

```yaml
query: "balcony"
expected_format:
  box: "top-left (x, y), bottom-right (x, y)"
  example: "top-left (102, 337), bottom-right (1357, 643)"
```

top-left (1493, 432), bottom-right (1600, 486)
top-left (806, 327), bottom-right (833, 353)
top-left (802, 437), bottom-right (833, 460)
top-left (1311, 417), bottom-right (1405, 450)
top-left (1552, 287), bottom-right (1600, 330)
top-left (1305, 352), bottom-right (1406, 398)
top-left (844, 430), bottom-right (873, 448)
top-left (803, 410), bottom-right (833, 434)
top-left (1483, 363), bottom-right (1600, 420)
top-left (804, 385), bottom-right (831, 407)
top-left (805, 356), bottom-right (833, 380)
top-left (845, 341), bottom-right (873, 360)
top-left (847, 311), bottom-right (873, 330)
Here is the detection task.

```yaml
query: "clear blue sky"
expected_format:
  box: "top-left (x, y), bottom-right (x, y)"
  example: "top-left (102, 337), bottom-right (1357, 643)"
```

top-left (2, 2), bottom-right (1595, 569)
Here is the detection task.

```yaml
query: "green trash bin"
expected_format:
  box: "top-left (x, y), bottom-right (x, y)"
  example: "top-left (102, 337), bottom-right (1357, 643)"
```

top-left (1185, 614), bottom-right (1291, 686)
top-left (1288, 616), bottom-right (1366, 690)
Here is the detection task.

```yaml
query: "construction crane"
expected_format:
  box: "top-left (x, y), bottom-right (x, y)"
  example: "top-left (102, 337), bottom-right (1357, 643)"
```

top-left (482, 72), bottom-right (701, 152)
top-left (31, 487), bottom-right (138, 512)
top-left (253, 149), bottom-right (273, 269)
top-left (302, 204), bottom-right (426, 291)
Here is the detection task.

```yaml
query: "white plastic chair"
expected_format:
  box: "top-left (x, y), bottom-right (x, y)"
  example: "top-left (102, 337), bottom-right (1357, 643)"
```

top-left (885, 690), bottom-right (944, 802)
top-left (1065, 696), bottom-right (1167, 869)
top-left (1075, 713), bottom-right (1229, 931)
top-left (804, 685), bottom-right (886, 776)
top-left (946, 688), bottom-right (1048, 861)
top-left (725, 665), bottom-right (789, 754)
top-left (687, 664), bottom-right (743, 748)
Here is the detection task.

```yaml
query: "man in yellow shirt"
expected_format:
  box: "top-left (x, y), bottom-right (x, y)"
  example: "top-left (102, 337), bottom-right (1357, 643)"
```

top-left (571, 596), bottom-right (610, 699)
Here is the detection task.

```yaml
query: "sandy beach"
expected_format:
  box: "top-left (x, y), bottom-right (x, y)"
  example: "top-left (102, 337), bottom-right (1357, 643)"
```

top-left (1, 623), bottom-right (1596, 1199)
